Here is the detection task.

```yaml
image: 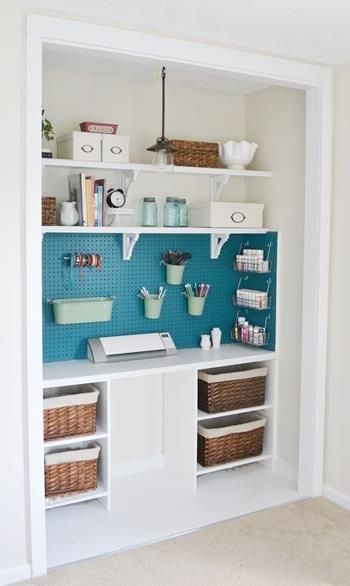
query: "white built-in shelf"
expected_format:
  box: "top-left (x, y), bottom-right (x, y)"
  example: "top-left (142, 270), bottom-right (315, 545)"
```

top-left (44, 426), bottom-right (108, 449)
top-left (42, 225), bottom-right (268, 235)
top-left (45, 482), bottom-right (107, 510)
top-left (197, 404), bottom-right (273, 421)
top-left (196, 454), bottom-right (272, 476)
top-left (43, 345), bottom-right (276, 388)
top-left (42, 158), bottom-right (272, 178)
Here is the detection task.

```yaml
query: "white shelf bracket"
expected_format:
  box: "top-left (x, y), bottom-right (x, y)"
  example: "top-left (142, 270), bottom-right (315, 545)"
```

top-left (210, 233), bottom-right (230, 259)
top-left (122, 232), bottom-right (140, 260)
top-left (121, 169), bottom-right (140, 195)
top-left (209, 175), bottom-right (229, 200)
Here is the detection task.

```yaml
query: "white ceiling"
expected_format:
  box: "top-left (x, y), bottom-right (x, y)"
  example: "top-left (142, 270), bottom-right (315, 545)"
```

top-left (19, 0), bottom-right (350, 65)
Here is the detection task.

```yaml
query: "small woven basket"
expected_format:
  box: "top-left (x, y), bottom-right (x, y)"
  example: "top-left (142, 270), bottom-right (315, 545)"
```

top-left (45, 444), bottom-right (100, 497)
top-left (171, 139), bottom-right (219, 168)
top-left (198, 366), bottom-right (267, 413)
top-left (43, 386), bottom-right (99, 441)
top-left (42, 196), bottom-right (56, 225)
top-left (197, 413), bottom-right (266, 467)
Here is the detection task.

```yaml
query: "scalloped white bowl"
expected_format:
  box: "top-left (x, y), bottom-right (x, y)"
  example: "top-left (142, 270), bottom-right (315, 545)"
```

top-left (219, 141), bottom-right (258, 170)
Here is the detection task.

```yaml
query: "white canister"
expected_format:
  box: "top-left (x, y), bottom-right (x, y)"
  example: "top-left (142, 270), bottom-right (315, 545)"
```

top-left (59, 201), bottom-right (79, 226)
top-left (200, 334), bottom-right (211, 350)
top-left (211, 327), bottom-right (222, 348)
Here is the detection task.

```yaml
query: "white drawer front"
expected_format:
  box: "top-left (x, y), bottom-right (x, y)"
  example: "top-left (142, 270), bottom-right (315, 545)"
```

top-left (189, 203), bottom-right (263, 228)
top-left (102, 135), bottom-right (130, 163)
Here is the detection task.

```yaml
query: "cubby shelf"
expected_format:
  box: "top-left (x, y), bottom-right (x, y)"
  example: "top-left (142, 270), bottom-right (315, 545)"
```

top-left (197, 404), bottom-right (273, 421)
top-left (44, 426), bottom-right (108, 448)
top-left (45, 482), bottom-right (108, 510)
top-left (196, 454), bottom-right (272, 476)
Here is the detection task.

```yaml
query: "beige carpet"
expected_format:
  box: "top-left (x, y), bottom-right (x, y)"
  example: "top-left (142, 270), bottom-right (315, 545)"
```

top-left (23, 498), bottom-right (350, 586)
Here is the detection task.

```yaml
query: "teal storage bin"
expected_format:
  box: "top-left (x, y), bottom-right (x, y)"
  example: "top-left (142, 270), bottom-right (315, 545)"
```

top-left (49, 296), bottom-right (114, 325)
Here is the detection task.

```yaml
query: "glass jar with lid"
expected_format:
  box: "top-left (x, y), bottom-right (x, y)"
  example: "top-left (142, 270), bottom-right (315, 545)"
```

top-left (141, 197), bottom-right (158, 227)
top-left (177, 198), bottom-right (188, 227)
top-left (163, 197), bottom-right (180, 227)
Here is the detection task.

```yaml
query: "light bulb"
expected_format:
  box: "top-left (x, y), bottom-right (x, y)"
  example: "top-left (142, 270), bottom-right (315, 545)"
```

top-left (152, 149), bottom-right (174, 171)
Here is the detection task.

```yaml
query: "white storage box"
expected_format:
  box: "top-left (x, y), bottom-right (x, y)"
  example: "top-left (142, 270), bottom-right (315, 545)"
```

top-left (102, 135), bottom-right (129, 163)
top-left (57, 131), bottom-right (102, 162)
top-left (188, 202), bottom-right (264, 228)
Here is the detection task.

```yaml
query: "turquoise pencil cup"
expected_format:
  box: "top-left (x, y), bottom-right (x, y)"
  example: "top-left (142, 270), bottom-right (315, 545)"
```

top-left (187, 296), bottom-right (206, 316)
top-left (144, 294), bottom-right (164, 319)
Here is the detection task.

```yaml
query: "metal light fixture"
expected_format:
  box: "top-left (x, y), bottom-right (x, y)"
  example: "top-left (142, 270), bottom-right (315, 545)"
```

top-left (147, 66), bottom-right (176, 170)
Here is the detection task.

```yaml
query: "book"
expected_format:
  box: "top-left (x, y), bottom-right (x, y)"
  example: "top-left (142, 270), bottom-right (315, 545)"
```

top-left (94, 178), bottom-right (106, 225)
top-left (69, 173), bottom-right (87, 226)
top-left (85, 176), bottom-right (95, 227)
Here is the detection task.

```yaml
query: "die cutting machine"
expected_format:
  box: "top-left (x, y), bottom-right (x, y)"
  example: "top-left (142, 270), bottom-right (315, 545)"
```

top-left (87, 332), bottom-right (177, 363)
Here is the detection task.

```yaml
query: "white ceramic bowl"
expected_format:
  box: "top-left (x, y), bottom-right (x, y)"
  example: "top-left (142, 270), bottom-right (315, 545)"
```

top-left (219, 141), bottom-right (258, 170)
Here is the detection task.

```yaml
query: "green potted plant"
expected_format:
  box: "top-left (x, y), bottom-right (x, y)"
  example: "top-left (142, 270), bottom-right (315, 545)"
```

top-left (161, 250), bottom-right (192, 285)
top-left (42, 108), bottom-right (55, 158)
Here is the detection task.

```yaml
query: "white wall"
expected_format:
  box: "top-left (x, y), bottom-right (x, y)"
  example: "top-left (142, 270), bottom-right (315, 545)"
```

top-left (0, 4), bottom-right (29, 584)
top-left (324, 62), bottom-right (350, 503)
top-left (42, 64), bottom-right (247, 222)
top-left (245, 87), bottom-right (306, 470)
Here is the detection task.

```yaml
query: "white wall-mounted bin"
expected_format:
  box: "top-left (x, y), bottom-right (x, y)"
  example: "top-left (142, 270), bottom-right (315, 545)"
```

top-left (189, 202), bottom-right (264, 228)
top-left (102, 135), bottom-right (130, 163)
top-left (57, 131), bottom-right (102, 162)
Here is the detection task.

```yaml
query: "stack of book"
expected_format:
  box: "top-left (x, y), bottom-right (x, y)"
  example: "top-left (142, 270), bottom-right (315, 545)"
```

top-left (69, 173), bottom-right (106, 227)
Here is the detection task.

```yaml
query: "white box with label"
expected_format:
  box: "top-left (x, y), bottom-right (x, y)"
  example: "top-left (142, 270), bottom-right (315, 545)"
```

top-left (188, 202), bottom-right (264, 228)
top-left (102, 135), bottom-right (130, 163)
top-left (57, 131), bottom-right (102, 162)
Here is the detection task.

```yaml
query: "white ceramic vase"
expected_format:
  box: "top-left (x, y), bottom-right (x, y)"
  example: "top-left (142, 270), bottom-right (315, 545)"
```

top-left (59, 201), bottom-right (79, 226)
top-left (219, 141), bottom-right (258, 169)
top-left (200, 334), bottom-right (211, 350)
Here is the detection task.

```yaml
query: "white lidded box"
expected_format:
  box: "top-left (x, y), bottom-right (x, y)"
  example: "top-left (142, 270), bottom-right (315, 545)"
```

top-left (57, 131), bottom-right (102, 162)
top-left (102, 135), bottom-right (129, 163)
top-left (188, 202), bottom-right (264, 228)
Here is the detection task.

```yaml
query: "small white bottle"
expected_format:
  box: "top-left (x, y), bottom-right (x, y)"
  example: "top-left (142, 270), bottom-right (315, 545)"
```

top-left (200, 334), bottom-right (211, 350)
top-left (211, 327), bottom-right (222, 348)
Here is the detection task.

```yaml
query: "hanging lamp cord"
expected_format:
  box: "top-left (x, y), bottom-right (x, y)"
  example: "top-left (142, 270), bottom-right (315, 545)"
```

top-left (161, 66), bottom-right (166, 139)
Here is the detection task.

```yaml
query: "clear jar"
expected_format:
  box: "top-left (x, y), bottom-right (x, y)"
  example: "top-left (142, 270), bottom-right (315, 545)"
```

top-left (141, 197), bottom-right (158, 227)
top-left (163, 197), bottom-right (179, 227)
top-left (177, 198), bottom-right (188, 227)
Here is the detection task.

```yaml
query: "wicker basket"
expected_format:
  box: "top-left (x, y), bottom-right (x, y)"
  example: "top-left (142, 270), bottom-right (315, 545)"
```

top-left (45, 443), bottom-right (100, 496)
top-left (171, 139), bottom-right (219, 168)
top-left (197, 413), bottom-right (266, 467)
top-left (42, 196), bottom-right (57, 225)
top-left (198, 365), bottom-right (267, 413)
top-left (43, 386), bottom-right (99, 441)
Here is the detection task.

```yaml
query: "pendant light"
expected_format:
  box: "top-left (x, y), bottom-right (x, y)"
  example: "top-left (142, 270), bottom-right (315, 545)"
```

top-left (147, 66), bottom-right (176, 170)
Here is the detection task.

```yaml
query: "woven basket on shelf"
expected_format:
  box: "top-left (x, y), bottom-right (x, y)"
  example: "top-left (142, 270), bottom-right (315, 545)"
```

top-left (42, 196), bottom-right (57, 225)
top-left (43, 386), bottom-right (99, 441)
top-left (45, 444), bottom-right (100, 496)
top-left (171, 139), bottom-right (219, 168)
top-left (197, 413), bottom-right (266, 467)
top-left (198, 366), bottom-right (267, 413)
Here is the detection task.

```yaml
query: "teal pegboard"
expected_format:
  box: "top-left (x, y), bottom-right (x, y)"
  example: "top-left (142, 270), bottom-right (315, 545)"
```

top-left (42, 232), bottom-right (277, 362)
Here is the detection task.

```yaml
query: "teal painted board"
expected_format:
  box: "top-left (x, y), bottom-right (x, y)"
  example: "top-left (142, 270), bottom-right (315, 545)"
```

top-left (42, 232), bottom-right (277, 362)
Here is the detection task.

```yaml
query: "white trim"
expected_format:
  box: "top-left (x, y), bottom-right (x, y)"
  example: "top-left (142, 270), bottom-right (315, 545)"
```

top-left (111, 455), bottom-right (164, 478)
top-left (0, 564), bottom-right (31, 586)
top-left (25, 13), bottom-right (332, 577)
top-left (323, 486), bottom-right (350, 510)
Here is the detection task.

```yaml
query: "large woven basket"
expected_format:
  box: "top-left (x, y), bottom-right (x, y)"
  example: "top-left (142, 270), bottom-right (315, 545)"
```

top-left (171, 139), bottom-right (219, 168)
top-left (45, 443), bottom-right (100, 496)
top-left (43, 386), bottom-right (99, 441)
top-left (198, 366), bottom-right (267, 413)
top-left (42, 196), bottom-right (56, 225)
top-left (197, 413), bottom-right (266, 467)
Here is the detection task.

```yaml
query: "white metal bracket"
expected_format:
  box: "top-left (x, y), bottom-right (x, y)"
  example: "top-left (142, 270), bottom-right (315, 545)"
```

top-left (210, 233), bottom-right (230, 259)
top-left (122, 232), bottom-right (140, 260)
top-left (209, 175), bottom-right (229, 200)
top-left (120, 169), bottom-right (140, 195)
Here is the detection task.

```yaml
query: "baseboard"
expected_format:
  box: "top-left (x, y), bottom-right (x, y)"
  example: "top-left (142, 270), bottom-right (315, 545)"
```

top-left (111, 455), bottom-right (164, 478)
top-left (274, 458), bottom-right (298, 483)
top-left (323, 485), bottom-right (350, 510)
top-left (0, 563), bottom-right (31, 586)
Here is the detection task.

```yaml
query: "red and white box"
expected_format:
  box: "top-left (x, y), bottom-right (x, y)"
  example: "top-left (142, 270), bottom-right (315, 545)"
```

top-left (80, 121), bottom-right (118, 134)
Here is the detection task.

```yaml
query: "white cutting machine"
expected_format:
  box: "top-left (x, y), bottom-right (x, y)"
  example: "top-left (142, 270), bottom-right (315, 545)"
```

top-left (87, 332), bottom-right (177, 363)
